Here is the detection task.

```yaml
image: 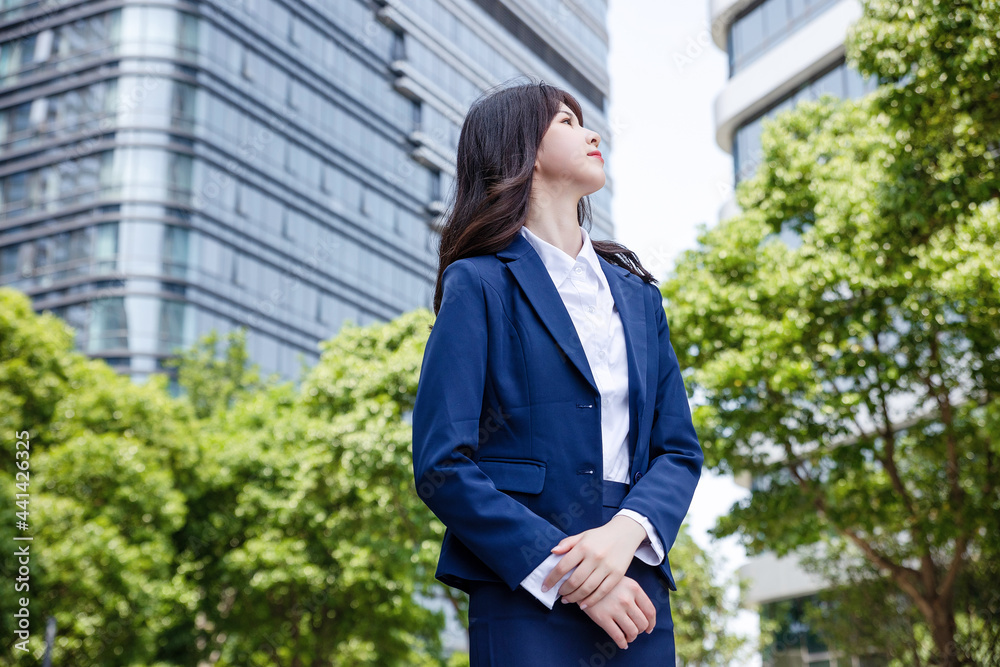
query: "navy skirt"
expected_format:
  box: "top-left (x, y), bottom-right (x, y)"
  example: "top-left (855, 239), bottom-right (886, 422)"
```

top-left (466, 481), bottom-right (676, 666)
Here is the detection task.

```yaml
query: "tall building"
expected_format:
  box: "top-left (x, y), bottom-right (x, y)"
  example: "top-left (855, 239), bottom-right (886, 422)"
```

top-left (709, 1), bottom-right (881, 666)
top-left (0, 0), bottom-right (613, 391)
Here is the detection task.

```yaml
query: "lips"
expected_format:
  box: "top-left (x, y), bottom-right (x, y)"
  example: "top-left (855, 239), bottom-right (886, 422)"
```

top-left (588, 151), bottom-right (603, 160)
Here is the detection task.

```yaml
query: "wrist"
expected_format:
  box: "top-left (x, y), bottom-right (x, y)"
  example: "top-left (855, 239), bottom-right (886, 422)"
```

top-left (611, 515), bottom-right (648, 551)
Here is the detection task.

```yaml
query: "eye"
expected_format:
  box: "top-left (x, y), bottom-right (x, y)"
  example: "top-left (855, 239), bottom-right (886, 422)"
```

top-left (562, 118), bottom-right (572, 125)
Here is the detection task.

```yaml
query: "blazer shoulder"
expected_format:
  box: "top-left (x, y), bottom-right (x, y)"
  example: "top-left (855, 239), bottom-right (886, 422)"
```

top-left (449, 255), bottom-right (508, 290)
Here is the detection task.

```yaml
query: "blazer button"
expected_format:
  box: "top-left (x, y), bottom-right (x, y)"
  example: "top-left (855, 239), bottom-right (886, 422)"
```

top-left (633, 471), bottom-right (643, 483)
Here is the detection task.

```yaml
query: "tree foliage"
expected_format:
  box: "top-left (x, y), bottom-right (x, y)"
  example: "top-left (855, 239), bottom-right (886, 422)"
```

top-left (0, 287), bottom-right (449, 666)
top-left (671, 524), bottom-right (751, 667)
top-left (660, 1), bottom-right (999, 664)
top-left (1, 288), bottom-right (200, 665)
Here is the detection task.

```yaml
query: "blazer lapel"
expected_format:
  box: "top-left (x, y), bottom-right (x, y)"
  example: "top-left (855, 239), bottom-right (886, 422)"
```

top-left (496, 233), bottom-right (649, 463)
top-left (599, 254), bottom-right (649, 470)
top-left (498, 234), bottom-right (599, 393)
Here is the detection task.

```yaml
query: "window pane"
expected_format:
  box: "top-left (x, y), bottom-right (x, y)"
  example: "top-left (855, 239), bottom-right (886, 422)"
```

top-left (762, 0), bottom-right (788, 43)
top-left (740, 5), bottom-right (764, 57)
top-left (88, 297), bottom-right (128, 352)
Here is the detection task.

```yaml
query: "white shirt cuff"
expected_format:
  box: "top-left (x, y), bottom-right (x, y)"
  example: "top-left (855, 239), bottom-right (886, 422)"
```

top-left (615, 509), bottom-right (665, 565)
top-left (519, 552), bottom-right (575, 609)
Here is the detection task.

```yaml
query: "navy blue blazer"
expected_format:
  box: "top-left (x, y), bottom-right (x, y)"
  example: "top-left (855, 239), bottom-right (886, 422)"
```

top-left (412, 231), bottom-right (703, 597)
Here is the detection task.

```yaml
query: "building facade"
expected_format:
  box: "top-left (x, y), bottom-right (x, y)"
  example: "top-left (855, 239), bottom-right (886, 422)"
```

top-left (709, 1), bottom-right (881, 666)
top-left (0, 0), bottom-right (613, 391)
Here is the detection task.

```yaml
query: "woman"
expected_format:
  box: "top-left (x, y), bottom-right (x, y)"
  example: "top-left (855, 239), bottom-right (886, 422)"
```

top-left (411, 77), bottom-right (703, 665)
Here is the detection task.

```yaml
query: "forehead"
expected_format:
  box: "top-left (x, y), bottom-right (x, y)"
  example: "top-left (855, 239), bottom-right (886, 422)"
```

top-left (556, 103), bottom-right (578, 120)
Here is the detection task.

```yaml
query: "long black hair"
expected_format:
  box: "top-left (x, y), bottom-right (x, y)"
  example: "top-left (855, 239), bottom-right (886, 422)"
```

top-left (432, 75), bottom-right (657, 316)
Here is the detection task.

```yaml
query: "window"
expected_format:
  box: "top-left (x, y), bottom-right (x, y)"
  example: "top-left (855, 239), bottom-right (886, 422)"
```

top-left (728, 0), bottom-right (839, 76)
top-left (88, 297), bottom-right (128, 352)
top-left (411, 99), bottom-right (422, 132)
top-left (241, 47), bottom-right (255, 80)
top-left (159, 299), bottom-right (186, 351)
top-left (231, 250), bottom-right (243, 285)
top-left (235, 182), bottom-right (247, 217)
top-left (65, 227), bottom-right (89, 269)
top-left (320, 164), bottom-right (333, 194)
top-left (0, 244), bottom-right (19, 279)
top-left (172, 81), bottom-right (196, 130)
top-left (178, 12), bottom-right (198, 53)
top-left (162, 225), bottom-right (189, 277)
top-left (391, 31), bottom-right (405, 60)
top-left (430, 170), bottom-right (441, 201)
top-left (168, 152), bottom-right (193, 196)
top-left (0, 171), bottom-right (28, 212)
top-left (732, 61), bottom-right (877, 183)
top-left (0, 102), bottom-right (31, 144)
top-left (95, 222), bottom-right (118, 258)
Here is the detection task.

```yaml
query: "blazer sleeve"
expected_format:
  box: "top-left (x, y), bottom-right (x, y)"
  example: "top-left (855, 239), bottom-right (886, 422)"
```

top-left (618, 283), bottom-right (703, 575)
top-left (412, 259), bottom-right (568, 591)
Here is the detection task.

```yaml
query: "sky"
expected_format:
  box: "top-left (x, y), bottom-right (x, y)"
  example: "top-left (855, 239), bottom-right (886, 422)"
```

top-left (606, 0), bottom-right (760, 652)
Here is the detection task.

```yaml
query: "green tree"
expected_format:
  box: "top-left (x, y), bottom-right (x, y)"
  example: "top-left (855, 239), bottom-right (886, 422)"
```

top-left (161, 328), bottom-right (269, 418)
top-left (174, 310), bottom-right (452, 666)
top-left (659, 1), bottom-right (1000, 664)
top-left (1, 287), bottom-right (201, 665)
top-left (671, 524), bottom-right (750, 667)
top-left (0, 287), bottom-right (456, 666)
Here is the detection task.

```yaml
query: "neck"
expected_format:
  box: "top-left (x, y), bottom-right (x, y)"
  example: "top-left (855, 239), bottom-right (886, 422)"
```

top-left (523, 201), bottom-right (583, 258)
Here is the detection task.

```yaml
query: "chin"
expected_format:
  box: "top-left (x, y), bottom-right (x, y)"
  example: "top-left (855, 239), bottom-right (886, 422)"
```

top-left (585, 177), bottom-right (606, 195)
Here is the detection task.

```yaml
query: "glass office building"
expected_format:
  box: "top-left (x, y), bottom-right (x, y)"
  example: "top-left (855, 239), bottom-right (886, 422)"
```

top-left (709, 1), bottom-right (884, 665)
top-left (712, 0), bottom-right (878, 191)
top-left (0, 0), bottom-right (612, 390)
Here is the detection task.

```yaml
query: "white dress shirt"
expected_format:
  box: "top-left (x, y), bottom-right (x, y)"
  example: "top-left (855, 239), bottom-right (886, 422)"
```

top-left (515, 224), bottom-right (665, 609)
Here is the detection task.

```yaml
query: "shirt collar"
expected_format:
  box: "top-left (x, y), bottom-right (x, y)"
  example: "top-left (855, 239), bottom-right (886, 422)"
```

top-left (519, 224), bottom-right (606, 290)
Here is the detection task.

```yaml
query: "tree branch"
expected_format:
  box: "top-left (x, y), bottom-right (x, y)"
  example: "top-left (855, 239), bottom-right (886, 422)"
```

top-left (927, 330), bottom-right (964, 510)
top-left (939, 534), bottom-right (969, 601)
top-left (870, 328), bottom-right (940, 597)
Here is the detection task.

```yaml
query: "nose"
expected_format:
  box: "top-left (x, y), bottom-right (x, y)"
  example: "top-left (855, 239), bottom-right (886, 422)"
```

top-left (589, 132), bottom-right (601, 148)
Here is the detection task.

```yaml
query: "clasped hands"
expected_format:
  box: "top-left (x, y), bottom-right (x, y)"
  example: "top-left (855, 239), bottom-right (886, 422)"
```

top-left (540, 515), bottom-right (658, 649)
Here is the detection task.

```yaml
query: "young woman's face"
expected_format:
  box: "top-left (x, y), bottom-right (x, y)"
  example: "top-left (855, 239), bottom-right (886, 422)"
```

top-left (533, 102), bottom-right (605, 197)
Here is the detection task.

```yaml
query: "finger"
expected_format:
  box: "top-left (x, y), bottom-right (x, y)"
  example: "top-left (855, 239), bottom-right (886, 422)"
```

top-left (542, 552), bottom-right (583, 591)
top-left (625, 599), bottom-right (651, 636)
top-left (595, 615), bottom-right (628, 650)
top-left (544, 549), bottom-right (586, 590)
top-left (550, 534), bottom-right (582, 554)
top-left (577, 567), bottom-right (628, 607)
top-left (577, 571), bottom-right (621, 609)
top-left (559, 562), bottom-right (605, 600)
top-left (633, 586), bottom-right (657, 633)
top-left (614, 612), bottom-right (640, 644)
top-left (563, 570), bottom-right (607, 606)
